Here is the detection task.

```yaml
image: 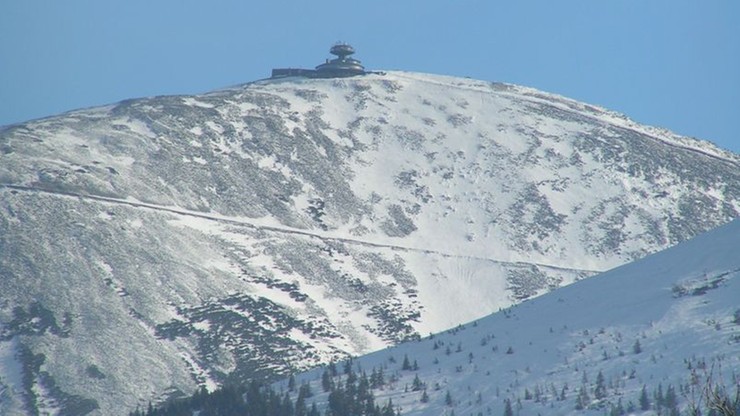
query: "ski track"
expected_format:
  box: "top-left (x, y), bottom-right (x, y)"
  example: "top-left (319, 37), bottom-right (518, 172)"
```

top-left (0, 183), bottom-right (601, 275)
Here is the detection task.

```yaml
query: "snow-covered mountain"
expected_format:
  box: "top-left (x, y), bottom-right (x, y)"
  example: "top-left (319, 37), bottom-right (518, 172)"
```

top-left (0, 71), bottom-right (738, 415)
top-left (282, 218), bottom-right (740, 415)
top-left (284, 220), bottom-right (740, 415)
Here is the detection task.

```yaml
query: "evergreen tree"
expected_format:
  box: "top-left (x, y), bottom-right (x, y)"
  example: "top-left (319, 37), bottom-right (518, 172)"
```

top-left (654, 383), bottom-right (664, 411)
top-left (282, 393), bottom-right (294, 416)
top-left (295, 388), bottom-right (307, 416)
top-left (328, 386), bottom-right (348, 415)
top-left (594, 370), bottom-right (607, 400)
top-left (288, 374), bottom-right (296, 392)
top-left (346, 366), bottom-right (358, 388)
top-left (370, 367), bottom-right (385, 389)
top-left (358, 371), bottom-right (370, 396)
top-left (609, 398), bottom-right (625, 416)
top-left (322, 369), bottom-right (334, 392)
top-left (299, 382), bottom-right (312, 398)
top-left (402, 354), bottom-right (412, 371)
top-left (633, 339), bottom-right (642, 354)
top-left (246, 380), bottom-right (267, 415)
top-left (362, 393), bottom-right (376, 416)
top-left (445, 390), bottom-right (454, 406)
top-left (370, 367), bottom-right (379, 388)
top-left (343, 358), bottom-right (353, 375)
top-left (639, 384), bottom-right (650, 410)
top-left (191, 386), bottom-right (207, 410)
top-left (411, 374), bottom-right (424, 391)
top-left (575, 385), bottom-right (589, 410)
top-left (503, 398), bottom-right (514, 416)
top-left (665, 385), bottom-right (679, 416)
top-left (381, 399), bottom-right (396, 416)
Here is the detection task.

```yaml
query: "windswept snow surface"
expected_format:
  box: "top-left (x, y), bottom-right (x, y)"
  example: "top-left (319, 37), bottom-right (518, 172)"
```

top-left (284, 219), bottom-right (740, 415)
top-left (0, 71), bottom-right (738, 414)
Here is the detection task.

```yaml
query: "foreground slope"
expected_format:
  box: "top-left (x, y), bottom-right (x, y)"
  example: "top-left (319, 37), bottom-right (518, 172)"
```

top-left (0, 71), bottom-right (738, 414)
top-left (286, 219), bottom-right (740, 415)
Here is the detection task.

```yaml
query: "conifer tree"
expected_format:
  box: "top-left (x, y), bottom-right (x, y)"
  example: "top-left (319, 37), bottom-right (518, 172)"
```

top-left (299, 382), bottom-right (312, 398)
top-left (282, 393), bottom-right (294, 416)
top-left (594, 370), bottom-right (607, 400)
top-left (381, 399), bottom-right (396, 416)
top-left (370, 367), bottom-right (385, 389)
top-left (503, 398), bottom-right (514, 416)
top-left (575, 385), bottom-right (590, 410)
top-left (639, 385), bottom-right (650, 410)
top-left (655, 383), bottom-right (664, 411)
top-left (609, 398), bottom-right (625, 416)
top-left (343, 358), bottom-right (353, 375)
top-left (412, 374), bottom-right (424, 391)
top-left (295, 389), bottom-right (307, 416)
top-left (322, 369), bottom-right (333, 392)
top-left (402, 354), bottom-right (412, 371)
top-left (665, 385), bottom-right (679, 416)
top-left (633, 339), bottom-right (642, 354)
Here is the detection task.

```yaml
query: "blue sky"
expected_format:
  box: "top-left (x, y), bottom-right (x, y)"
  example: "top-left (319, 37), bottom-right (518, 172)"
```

top-left (1, 1), bottom-right (738, 152)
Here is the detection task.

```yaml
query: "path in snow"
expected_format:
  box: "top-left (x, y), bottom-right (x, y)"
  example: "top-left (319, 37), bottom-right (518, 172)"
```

top-left (1, 183), bottom-right (601, 276)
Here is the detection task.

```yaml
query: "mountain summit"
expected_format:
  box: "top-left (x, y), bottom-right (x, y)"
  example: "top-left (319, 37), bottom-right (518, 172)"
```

top-left (0, 71), bottom-right (738, 414)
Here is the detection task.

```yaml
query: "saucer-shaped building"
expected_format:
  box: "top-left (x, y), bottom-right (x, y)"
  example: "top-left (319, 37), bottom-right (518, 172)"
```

top-left (271, 43), bottom-right (366, 79)
top-left (314, 43), bottom-right (365, 77)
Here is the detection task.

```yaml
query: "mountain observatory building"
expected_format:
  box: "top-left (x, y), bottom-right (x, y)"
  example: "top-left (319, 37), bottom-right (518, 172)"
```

top-left (271, 43), bottom-right (367, 79)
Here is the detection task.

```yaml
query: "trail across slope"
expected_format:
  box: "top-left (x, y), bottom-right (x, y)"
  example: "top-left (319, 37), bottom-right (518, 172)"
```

top-left (0, 183), bottom-right (600, 275)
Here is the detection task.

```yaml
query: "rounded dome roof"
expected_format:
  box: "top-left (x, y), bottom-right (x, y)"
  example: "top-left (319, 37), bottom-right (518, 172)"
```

top-left (330, 43), bottom-right (355, 57)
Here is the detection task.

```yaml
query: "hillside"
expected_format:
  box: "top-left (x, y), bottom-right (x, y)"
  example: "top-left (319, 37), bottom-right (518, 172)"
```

top-left (283, 219), bottom-right (740, 415)
top-left (0, 71), bottom-right (738, 414)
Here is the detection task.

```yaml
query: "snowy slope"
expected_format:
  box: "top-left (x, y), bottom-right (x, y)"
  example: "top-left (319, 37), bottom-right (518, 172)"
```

top-left (284, 219), bottom-right (740, 415)
top-left (0, 71), bottom-right (738, 414)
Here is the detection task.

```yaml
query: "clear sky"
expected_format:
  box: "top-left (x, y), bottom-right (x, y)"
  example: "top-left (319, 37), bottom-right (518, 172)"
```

top-left (1, 1), bottom-right (738, 153)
